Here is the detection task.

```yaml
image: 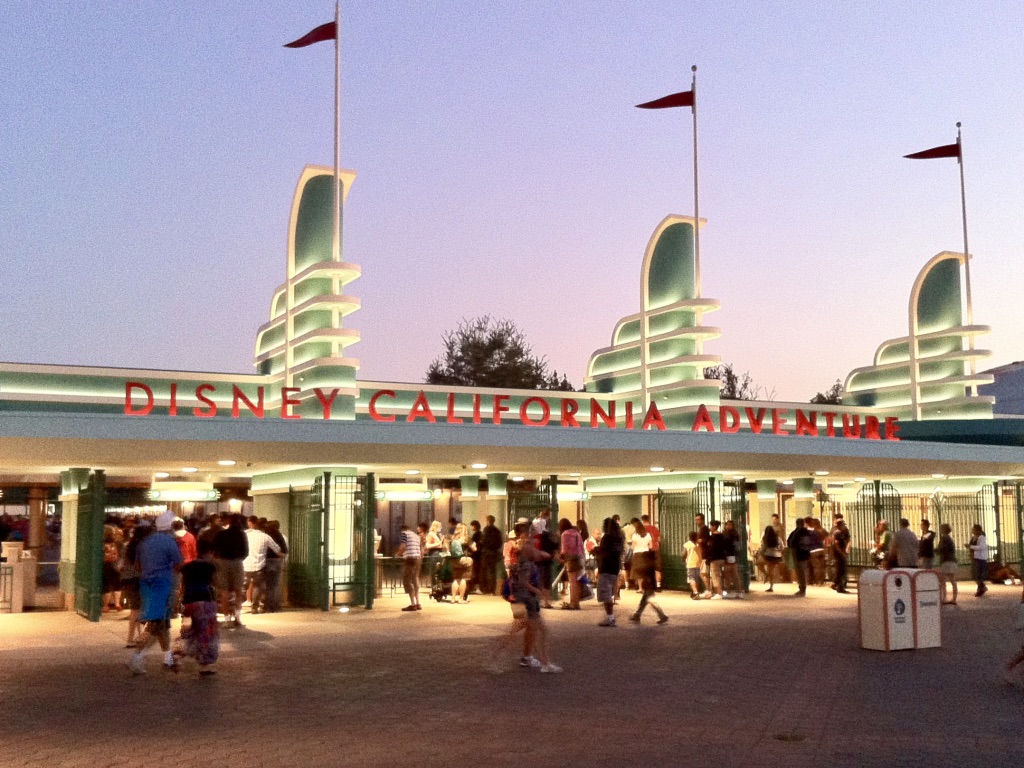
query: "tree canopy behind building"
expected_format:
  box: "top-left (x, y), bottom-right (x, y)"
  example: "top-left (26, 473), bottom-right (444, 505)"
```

top-left (425, 316), bottom-right (575, 391)
top-left (703, 363), bottom-right (762, 400)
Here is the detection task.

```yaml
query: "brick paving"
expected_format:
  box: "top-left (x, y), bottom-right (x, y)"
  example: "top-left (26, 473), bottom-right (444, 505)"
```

top-left (1, 583), bottom-right (1023, 767)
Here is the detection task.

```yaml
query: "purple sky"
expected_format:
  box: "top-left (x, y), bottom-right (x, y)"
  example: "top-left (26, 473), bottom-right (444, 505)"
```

top-left (2, 2), bottom-right (1022, 401)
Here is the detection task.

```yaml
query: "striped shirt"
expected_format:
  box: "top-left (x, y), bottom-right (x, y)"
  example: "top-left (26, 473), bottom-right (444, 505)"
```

top-left (400, 529), bottom-right (422, 558)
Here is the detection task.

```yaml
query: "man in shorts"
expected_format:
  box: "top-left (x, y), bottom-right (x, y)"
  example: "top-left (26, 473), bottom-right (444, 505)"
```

top-left (595, 517), bottom-right (624, 627)
top-left (129, 511), bottom-right (183, 674)
top-left (512, 523), bottom-right (561, 672)
top-left (396, 523), bottom-right (422, 611)
top-left (213, 513), bottom-right (248, 627)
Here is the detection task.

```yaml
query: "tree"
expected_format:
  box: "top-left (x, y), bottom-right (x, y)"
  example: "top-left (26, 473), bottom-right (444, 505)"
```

top-left (425, 316), bottom-right (576, 390)
top-left (703, 363), bottom-right (761, 400)
top-left (811, 379), bottom-right (843, 404)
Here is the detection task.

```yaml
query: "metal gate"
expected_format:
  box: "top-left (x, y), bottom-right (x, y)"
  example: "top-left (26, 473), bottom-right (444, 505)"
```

top-left (847, 481), bottom-right (902, 568)
top-left (933, 488), bottom-right (996, 567)
top-left (287, 473), bottom-right (327, 609)
top-left (658, 479), bottom-right (747, 590)
top-left (327, 473), bottom-right (376, 609)
top-left (74, 470), bottom-right (106, 622)
top-left (507, 476), bottom-right (558, 531)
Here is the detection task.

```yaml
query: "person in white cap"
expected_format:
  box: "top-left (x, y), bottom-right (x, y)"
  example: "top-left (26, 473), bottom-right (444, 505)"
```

top-left (129, 510), bottom-right (183, 674)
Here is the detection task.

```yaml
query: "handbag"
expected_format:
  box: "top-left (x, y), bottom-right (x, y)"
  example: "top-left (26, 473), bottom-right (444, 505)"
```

top-left (1013, 603), bottom-right (1024, 631)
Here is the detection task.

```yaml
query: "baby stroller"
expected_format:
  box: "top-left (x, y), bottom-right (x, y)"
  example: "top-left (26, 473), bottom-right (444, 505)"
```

top-left (429, 555), bottom-right (454, 602)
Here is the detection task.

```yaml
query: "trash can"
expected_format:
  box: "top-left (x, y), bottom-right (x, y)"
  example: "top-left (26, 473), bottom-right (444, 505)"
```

top-left (911, 570), bottom-right (942, 649)
top-left (858, 569), bottom-right (915, 651)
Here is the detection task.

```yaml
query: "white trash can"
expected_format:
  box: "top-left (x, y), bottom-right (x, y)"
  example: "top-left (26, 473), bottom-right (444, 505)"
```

top-left (911, 570), bottom-right (942, 649)
top-left (858, 569), bottom-right (916, 651)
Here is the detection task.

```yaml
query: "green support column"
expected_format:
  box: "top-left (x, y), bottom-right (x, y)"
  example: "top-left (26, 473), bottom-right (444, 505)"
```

top-left (362, 473), bottom-right (376, 610)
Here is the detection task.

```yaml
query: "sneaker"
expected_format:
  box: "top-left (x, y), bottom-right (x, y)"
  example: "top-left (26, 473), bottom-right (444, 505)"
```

top-left (657, 614), bottom-right (669, 624)
top-left (701, 591), bottom-right (712, 599)
top-left (128, 653), bottom-right (146, 675)
top-left (722, 591), bottom-right (730, 599)
top-left (766, 586), bottom-right (774, 593)
top-left (540, 663), bottom-right (563, 674)
top-left (519, 656), bottom-right (541, 669)
top-left (163, 660), bottom-right (180, 674)
top-left (414, 604), bottom-right (423, 610)
top-left (401, 605), bottom-right (418, 612)
top-left (629, 614), bottom-right (641, 623)
top-left (598, 616), bottom-right (616, 627)
top-left (710, 594), bottom-right (723, 600)
top-left (689, 593), bottom-right (700, 600)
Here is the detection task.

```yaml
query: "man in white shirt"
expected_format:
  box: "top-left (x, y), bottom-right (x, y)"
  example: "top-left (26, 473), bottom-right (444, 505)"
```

top-left (242, 517), bottom-right (282, 614)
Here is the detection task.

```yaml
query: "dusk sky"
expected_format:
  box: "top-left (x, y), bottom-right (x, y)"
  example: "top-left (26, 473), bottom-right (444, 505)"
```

top-left (2, 2), bottom-right (1022, 402)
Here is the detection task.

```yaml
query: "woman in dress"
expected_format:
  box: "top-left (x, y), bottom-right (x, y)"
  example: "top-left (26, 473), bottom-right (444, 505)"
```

top-left (449, 522), bottom-right (472, 603)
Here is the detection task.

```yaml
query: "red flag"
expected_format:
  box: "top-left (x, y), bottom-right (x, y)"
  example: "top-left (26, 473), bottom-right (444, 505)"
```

top-left (904, 142), bottom-right (960, 160)
top-left (635, 89), bottom-right (695, 110)
top-left (284, 21), bottom-right (336, 48)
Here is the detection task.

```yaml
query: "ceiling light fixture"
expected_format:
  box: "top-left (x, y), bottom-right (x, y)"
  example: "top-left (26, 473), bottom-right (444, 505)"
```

top-left (217, 460), bottom-right (237, 467)
top-left (649, 466), bottom-right (665, 473)
top-left (471, 463), bottom-right (487, 470)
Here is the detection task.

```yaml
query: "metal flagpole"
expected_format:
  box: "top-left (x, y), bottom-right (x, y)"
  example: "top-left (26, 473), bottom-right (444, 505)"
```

top-left (690, 65), bottom-right (700, 298)
top-left (332, 0), bottom-right (342, 264)
top-left (956, 122), bottom-right (977, 395)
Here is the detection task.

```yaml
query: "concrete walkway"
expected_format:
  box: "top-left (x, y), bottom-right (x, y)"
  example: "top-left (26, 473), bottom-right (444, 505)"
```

top-left (1, 583), bottom-right (1023, 767)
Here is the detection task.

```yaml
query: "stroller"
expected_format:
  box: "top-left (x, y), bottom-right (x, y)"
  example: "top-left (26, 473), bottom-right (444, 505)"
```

top-left (428, 555), bottom-right (455, 602)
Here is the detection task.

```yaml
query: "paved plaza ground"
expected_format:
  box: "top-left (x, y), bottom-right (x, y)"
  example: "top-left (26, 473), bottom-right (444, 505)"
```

top-left (2, 582), bottom-right (1023, 767)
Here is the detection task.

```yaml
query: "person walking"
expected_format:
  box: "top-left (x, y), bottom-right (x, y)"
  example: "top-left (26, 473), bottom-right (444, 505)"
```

top-left (396, 523), bottom-right (423, 611)
top-left (684, 531), bottom-right (706, 599)
top-left (641, 514), bottom-right (662, 590)
top-left (213, 513), bottom-right (248, 627)
top-left (512, 523), bottom-right (561, 672)
top-left (787, 518), bottom-right (812, 596)
top-left (468, 520), bottom-right (482, 594)
top-left (937, 523), bottom-right (958, 605)
top-left (121, 520), bottom-right (151, 648)
top-left (128, 511), bottom-right (183, 675)
top-left (479, 515), bottom-right (503, 595)
top-left (595, 517), bottom-right (624, 626)
top-left (969, 524), bottom-right (988, 597)
top-left (918, 519), bottom-right (936, 569)
top-left (176, 539), bottom-right (220, 676)
top-left (628, 518), bottom-right (668, 624)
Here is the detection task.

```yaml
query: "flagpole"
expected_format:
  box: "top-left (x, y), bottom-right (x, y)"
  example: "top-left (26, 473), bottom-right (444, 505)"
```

top-left (955, 121), bottom-right (977, 395)
top-left (332, 0), bottom-right (342, 264)
top-left (690, 65), bottom-right (701, 298)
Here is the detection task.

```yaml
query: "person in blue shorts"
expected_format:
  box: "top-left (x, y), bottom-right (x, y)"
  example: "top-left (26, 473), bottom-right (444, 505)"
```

top-left (129, 511), bottom-right (183, 674)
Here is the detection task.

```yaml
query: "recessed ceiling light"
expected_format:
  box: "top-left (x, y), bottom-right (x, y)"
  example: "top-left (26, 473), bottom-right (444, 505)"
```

top-left (649, 466), bottom-right (665, 473)
top-left (815, 471), bottom-right (829, 476)
top-left (782, 480), bottom-right (794, 485)
top-left (471, 463), bottom-right (487, 470)
top-left (511, 476), bottom-right (525, 482)
top-left (405, 469), bottom-right (420, 475)
top-left (732, 475), bottom-right (745, 480)
top-left (181, 467), bottom-right (198, 473)
top-left (931, 473), bottom-right (946, 479)
top-left (854, 477), bottom-right (867, 483)
top-left (217, 460), bottom-right (237, 467)
top-left (154, 472), bottom-right (170, 479)
top-left (568, 472), bottom-right (581, 477)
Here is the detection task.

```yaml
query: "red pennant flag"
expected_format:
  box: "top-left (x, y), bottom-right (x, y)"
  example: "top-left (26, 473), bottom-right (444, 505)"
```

top-left (904, 142), bottom-right (960, 160)
top-left (284, 21), bottom-right (336, 48)
top-left (636, 89), bottom-right (695, 110)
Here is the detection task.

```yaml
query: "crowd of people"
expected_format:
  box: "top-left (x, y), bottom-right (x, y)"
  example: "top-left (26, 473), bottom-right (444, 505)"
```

top-left (98, 510), bottom-right (288, 676)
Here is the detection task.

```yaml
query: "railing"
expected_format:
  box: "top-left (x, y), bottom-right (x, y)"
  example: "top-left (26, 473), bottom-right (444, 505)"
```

top-left (0, 564), bottom-right (12, 612)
